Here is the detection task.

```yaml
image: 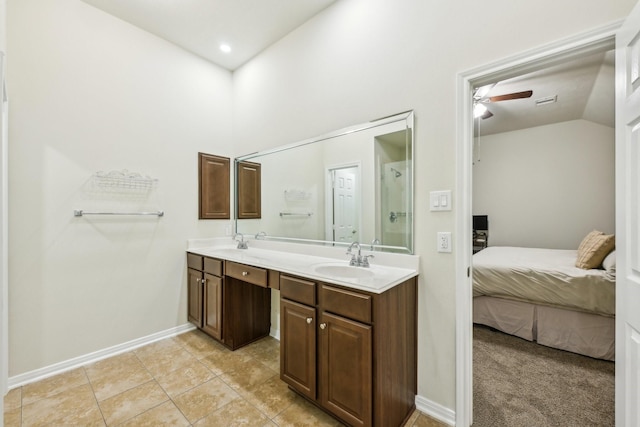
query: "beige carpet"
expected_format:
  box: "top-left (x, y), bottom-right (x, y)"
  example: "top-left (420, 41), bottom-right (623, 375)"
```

top-left (472, 325), bottom-right (614, 427)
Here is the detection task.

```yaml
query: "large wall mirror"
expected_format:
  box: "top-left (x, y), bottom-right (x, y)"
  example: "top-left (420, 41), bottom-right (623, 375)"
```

top-left (234, 111), bottom-right (414, 254)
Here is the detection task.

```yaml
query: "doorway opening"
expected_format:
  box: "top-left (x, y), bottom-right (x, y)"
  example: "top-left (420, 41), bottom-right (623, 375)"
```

top-left (455, 23), bottom-right (619, 427)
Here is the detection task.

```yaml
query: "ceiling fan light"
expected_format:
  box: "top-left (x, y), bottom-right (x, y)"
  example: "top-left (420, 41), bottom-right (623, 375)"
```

top-left (473, 103), bottom-right (488, 118)
top-left (474, 84), bottom-right (495, 100)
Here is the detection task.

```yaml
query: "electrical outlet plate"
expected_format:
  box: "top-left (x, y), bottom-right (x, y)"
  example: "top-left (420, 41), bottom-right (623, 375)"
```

top-left (437, 231), bottom-right (452, 253)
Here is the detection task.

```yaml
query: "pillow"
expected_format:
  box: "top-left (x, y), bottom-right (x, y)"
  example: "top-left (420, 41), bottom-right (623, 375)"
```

top-left (602, 250), bottom-right (616, 272)
top-left (577, 230), bottom-right (603, 254)
top-left (575, 232), bottom-right (615, 269)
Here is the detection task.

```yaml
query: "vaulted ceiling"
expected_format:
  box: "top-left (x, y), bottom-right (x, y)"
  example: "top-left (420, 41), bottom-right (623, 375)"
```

top-left (81, 1), bottom-right (614, 136)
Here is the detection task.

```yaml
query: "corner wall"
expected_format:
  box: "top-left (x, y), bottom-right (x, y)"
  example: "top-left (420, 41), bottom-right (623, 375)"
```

top-left (232, 0), bottom-right (634, 415)
top-left (7, 0), bottom-right (233, 376)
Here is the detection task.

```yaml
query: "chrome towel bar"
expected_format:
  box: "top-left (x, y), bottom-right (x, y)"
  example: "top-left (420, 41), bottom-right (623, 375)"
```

top-left (74, 210), bottom-right (164, 217)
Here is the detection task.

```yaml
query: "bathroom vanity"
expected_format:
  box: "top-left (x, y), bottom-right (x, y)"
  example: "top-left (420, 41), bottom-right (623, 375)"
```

top-left (186, 239), bottom-right (418, 427)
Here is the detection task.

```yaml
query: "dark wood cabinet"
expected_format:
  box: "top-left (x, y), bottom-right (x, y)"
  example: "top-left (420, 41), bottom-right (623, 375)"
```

top-left (281, 298), bottom-right (317, 400)
top-left (187, 267), bottom-right (203, 327)
top-left (320, 312), bottom-right (372, 427)
top-left (280, 274), bottom-right (416, 427)
top-left (202, 273), bottom-right (223, 340)
top-left (236, 160), bottom-right (261, 219)
top-left (187, 253), bottom-right (271, 351)
top-left (198, 152), bottom-right (230, 219)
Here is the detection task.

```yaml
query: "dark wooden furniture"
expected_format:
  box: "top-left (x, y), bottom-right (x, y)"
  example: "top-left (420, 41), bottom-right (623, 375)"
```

top-left (198, 153), bottom-right (230, 219)
top-left (236, 160), bottom-right (261, 219)
top-left (279, 273), bottom-right (417, 427)
top-left (187, 253), bottom-right (271, 350)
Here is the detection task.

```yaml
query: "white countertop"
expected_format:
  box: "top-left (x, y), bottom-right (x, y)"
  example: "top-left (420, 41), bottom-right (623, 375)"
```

top-left (187, 238), bottom-right (419, 294)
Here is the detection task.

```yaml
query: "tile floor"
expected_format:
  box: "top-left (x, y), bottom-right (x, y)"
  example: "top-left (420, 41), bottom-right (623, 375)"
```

top-left (4, 329), bottom-right (446, 426)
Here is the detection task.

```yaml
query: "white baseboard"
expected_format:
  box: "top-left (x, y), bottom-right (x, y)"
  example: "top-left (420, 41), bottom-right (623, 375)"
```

top-left (8, 323), bottom-right (196, 389)
top-left (270, 327), bottom-right (280, 340)
top-left (415, 394), bottom-right (456, 426)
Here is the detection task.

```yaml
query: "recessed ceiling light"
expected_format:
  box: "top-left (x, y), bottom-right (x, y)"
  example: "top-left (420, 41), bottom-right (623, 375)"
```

top-left (220, 44), bottom-right (232, 53)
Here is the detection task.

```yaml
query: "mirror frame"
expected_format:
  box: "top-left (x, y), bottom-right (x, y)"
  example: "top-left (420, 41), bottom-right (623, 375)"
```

top-left (234, 110), bottom-right (415, 254)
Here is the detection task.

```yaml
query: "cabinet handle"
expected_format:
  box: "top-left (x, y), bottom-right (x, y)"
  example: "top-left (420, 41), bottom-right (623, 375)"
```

top-left (242, 271), bottom-right (249, 276)
top-left (320, 323), bottom-right (326, 330)
top-left (201, 278), bottom-right (206, 285)
top-left (306, 317), bottom-right (313, 324)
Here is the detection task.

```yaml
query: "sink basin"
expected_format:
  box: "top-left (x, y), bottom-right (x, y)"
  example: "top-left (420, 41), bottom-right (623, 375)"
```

top-left (313, 264), bottom-right (375, 279)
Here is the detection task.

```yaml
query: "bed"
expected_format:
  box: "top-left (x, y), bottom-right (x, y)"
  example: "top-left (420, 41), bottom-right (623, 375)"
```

top-left (473, 245), bottom-right (616, 360)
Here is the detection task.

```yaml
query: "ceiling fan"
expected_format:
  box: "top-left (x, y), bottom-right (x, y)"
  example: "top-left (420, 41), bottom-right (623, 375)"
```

top-left (473, 84), bottom-right (533, 119)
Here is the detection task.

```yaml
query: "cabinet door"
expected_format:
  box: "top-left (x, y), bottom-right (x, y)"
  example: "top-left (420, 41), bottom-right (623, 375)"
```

top-left (236, 161), bottom-right (261, 219)
top-left (187, 268), bottom-right (203, 327)
top-left (202, 273), bottom-right (223, 340)
top-left (281, 299), bottom-right (316, 400)
top-left (199, 153), bottom-right (230, 219)
top-left (319, 312), bottom-right (372, 427)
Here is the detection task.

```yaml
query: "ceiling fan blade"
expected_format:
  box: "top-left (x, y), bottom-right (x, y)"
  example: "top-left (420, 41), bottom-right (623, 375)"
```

top-left (489, 90), bottom-right (533, 102)
top-left (481, 109), bottom-right (494, 120)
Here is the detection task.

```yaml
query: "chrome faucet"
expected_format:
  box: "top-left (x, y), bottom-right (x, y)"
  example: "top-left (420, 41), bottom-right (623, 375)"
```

top-left (347, 242), bottom-right (374, 267)
top-left (370, 238), bottom-right (380, 251)
top-left (234, 233), bottom-right (248, 249)
top-left (255, 231), bottom-right (267, 240)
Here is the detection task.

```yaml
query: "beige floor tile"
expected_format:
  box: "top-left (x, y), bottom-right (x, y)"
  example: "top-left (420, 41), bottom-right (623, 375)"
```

top-left (134, 337), bottom-right (184, 360)
top-left (199, 347), bottom-right (254, 376)
top-left (118, 400), bottom-right (190, 427)
top-left (22, 383), bottom-right (104, 427)
top-left (22, 367), bottom-right (88, 405)
top-left (242, 336), bottom-right (280, 360)
top-left (136, 346), bottom-right (199, 378)
top-left (175, 330), bottom-right (226, 359)
top-left (86, 352), bottom-right (154, 401)
top-left (172, 377), bottom-right (241, 424)
top-left (98, 380), bottom-right (168, 426)
top-left (155, 360), bottom-right (215, 398)
top-left (193, 398), bottom-right (269, 426)
top-left (238, 375), bottom-right (298, 418)
top-left (412, 413), bottom-right (449, 427)
top-left (3, 407), bottom-right (21, 427)
top-left (273, 398), bottom-right (345, 427)
top-left (4, 387), bottom-right (21, 411)
top-left (405, 408), bottom-right (421, 426)
top-left (219, 360), bottom-right (278, 393)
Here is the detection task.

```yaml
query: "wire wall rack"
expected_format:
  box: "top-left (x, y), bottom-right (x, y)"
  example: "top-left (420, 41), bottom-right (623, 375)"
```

top-left (91, 169), bottom-right (158, 193)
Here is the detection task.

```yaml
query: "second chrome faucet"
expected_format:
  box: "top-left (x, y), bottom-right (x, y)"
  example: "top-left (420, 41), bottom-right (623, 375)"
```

top-left (347, 242), bottom-right (374, 267)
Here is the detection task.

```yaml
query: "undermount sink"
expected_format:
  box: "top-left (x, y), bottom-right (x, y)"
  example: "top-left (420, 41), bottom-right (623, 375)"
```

top-left (313, 264), bottom-right (375, 279)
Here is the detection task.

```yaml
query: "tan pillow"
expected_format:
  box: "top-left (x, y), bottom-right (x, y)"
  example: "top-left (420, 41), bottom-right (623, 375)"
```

top-left (575, 232), bottom-right (615, 269)
top-left (577, 230), bottom-right (603, 254)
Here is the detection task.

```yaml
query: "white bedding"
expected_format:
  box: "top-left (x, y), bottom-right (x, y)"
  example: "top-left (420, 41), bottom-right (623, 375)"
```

top-left (473, 246), bottom-right (615, 316)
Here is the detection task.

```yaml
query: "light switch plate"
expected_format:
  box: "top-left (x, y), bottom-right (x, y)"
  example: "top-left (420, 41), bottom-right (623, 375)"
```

top-left (430, 190), bottom-right (452, 211)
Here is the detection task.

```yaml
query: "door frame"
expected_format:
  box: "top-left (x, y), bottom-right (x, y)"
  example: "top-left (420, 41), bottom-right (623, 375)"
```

top-left (455, 22), bottom-right (620, 427)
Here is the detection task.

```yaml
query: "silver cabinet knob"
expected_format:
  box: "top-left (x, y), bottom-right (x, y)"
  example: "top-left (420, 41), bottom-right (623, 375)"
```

top-left (242, 271), bottom-right (249, 276)
top-left (201, 278), bottom-right (206, 285)
top-left (320, 323), bottom-right (326, 330)
top-left (306, 317), bottom-right (313, 324)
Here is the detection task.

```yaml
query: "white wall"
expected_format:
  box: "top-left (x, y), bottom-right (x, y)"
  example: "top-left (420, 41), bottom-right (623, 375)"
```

top-left (4, 0), bottom-right (635, 419)
top-left (7, 0), bottom-right (233, 376)
top-left (1, 0), bottom-right (7, 410)
top-left (232, 0), bottom-right (635, 414)
top-left (473, 120), bottom-right (615, 249)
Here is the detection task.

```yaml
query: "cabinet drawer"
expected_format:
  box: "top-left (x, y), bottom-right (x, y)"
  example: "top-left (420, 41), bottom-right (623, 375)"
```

top-left (320, 284), bottom-right (372, 324)
top-left (203, 257), bottom-right (223, 277)
top-left (225, 261), bottom-right (268, 288)
top-left (280, 275), bottom-right (316, 306)
top-left (187, 253), bottom-right (203, 270)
